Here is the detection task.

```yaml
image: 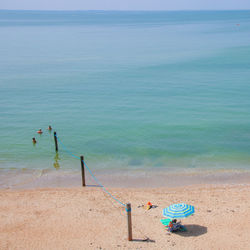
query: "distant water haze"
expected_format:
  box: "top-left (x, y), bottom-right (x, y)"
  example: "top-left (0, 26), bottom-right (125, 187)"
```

top-left (2, 0), bottom-right (250, 10)
top-left (0, 10), bottom-right (250, 179)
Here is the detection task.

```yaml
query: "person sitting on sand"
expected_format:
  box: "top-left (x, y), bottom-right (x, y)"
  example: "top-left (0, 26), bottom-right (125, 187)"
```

top-left (37, 129), bottom-right (43, 134)
top-left (172, 219), bottom-right (179, 231)
top-left (168, 219), bottom-right (182, 232)
top-left (169, 219), bottom-right (187, 232)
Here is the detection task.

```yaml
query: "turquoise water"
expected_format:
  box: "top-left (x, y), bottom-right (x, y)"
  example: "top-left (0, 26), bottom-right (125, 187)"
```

top-left (0, 10), bottom-right (250, 173)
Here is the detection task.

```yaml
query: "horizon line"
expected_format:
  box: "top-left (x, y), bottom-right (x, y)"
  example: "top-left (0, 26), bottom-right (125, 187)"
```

top-left (1, 9), bottom-right (250, 12)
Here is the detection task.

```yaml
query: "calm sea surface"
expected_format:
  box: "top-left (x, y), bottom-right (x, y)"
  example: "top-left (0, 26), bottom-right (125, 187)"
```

top-left (0, 10), bottom-right (250, 174)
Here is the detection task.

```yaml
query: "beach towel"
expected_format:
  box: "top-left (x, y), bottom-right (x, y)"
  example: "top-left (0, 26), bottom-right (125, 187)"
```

top-left (160, 218), bottom-right (172, 226)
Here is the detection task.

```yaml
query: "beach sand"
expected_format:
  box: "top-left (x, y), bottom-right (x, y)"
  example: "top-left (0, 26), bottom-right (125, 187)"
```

top-left (0, 184), bottom-right (250, 249)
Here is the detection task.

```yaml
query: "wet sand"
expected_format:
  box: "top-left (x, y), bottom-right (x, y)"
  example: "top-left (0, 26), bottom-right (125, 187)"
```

top-left (1, 168), bottom-right (250, 189)
top-left (0, 184), bottom-right (250, 249)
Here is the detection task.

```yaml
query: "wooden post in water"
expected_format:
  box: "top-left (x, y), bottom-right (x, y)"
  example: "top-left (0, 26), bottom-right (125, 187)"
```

top-left (126, 203), bottom-right (132, 241)
top-left (80, 156), bottom-right (86, 187)
top-left (54, 132), bottom-right (58, 152)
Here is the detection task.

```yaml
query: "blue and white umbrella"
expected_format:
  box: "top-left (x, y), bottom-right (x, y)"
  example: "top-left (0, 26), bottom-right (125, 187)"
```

top-left (163, 203), bottom-right (195, 219)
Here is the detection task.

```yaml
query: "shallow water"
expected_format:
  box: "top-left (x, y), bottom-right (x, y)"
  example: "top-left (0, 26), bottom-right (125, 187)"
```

top-left (0, 10), bottom-right (250, 178)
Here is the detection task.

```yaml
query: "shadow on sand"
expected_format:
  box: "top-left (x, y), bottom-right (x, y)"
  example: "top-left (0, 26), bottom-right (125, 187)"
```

top-left (132, 238), bottom-right (155, 243)
top-left (176, 224), bottom-right (207, 237)
top-left (86, 184), bottom-right (103, 187)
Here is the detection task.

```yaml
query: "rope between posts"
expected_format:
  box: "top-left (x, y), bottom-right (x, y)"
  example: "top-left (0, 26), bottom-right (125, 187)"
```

top-left (55, 135), bottom-right (126, 207)
top-left (55, 136), bottom-right (79, 159)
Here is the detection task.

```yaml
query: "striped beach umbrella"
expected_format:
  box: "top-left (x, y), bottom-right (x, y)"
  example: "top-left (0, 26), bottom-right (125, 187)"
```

top-left (163, 203), bottom-right (195, 219)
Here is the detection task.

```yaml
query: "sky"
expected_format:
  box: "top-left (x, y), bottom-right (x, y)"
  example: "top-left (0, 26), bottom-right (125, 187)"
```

top-left (1, 0), bottom-right (250, 11)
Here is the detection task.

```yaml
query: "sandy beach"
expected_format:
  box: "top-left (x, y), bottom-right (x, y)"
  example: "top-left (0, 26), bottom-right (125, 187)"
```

top-left (1, 184), bottom-right (250, 250)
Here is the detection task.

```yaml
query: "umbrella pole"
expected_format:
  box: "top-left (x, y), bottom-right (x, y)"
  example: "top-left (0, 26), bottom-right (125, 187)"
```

top-left (126, 203), bottom-right (132, 241)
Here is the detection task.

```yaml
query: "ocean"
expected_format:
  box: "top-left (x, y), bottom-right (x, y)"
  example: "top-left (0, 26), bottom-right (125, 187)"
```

top-left (0, 10), bottom-right (250, 187)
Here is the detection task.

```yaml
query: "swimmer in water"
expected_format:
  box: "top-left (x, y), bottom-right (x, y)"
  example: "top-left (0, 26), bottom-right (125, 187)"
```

top-left (37, 129), bottom-right (43, 134)
top-left (48, 125), bottom-right (52, 131)
top-left (32, 137), bottom-right (37, 144)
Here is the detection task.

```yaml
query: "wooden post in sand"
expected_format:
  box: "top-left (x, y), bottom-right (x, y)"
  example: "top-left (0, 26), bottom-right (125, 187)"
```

top-left (126, 203), bottom-right (132, 241)
top-left (80, 156), bottom-right (86, 187)
top-left (54, 132), bottom-right (58, 152)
